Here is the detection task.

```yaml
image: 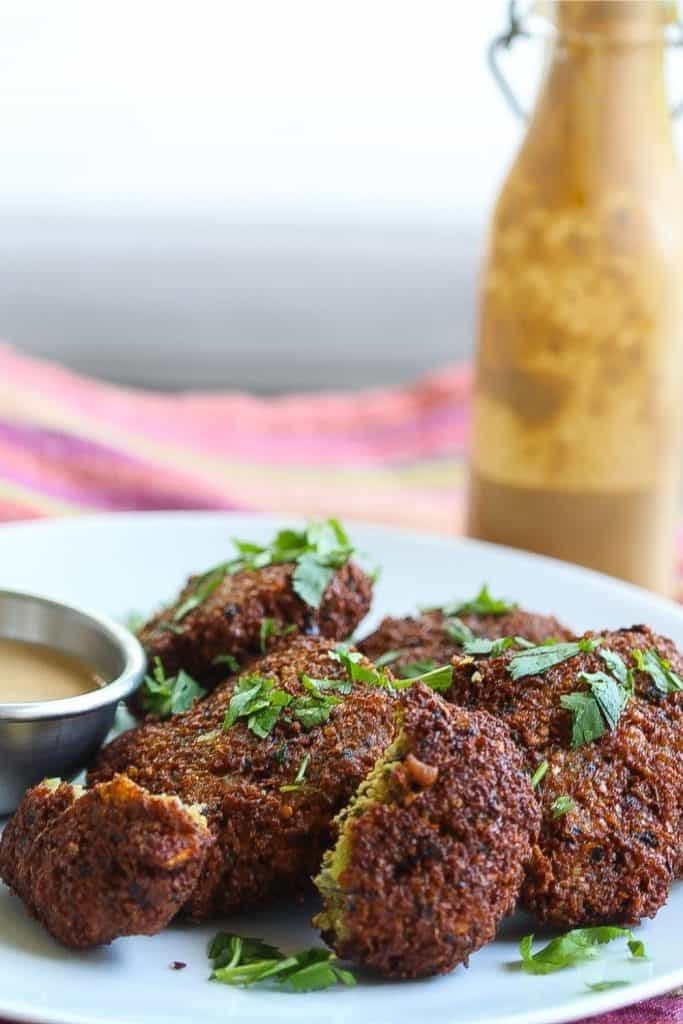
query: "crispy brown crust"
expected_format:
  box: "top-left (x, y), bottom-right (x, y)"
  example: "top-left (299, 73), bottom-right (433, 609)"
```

top-left (137, 561), bottom-right (372, 692)
top-left (90, 636), bottom-right (395, 920)
top-left (315, 684), bottom-right (540, 979)
top-left (448, 626), bottom-right (683, 928)
top-left (359, 608), bottom-right (569, 676)
top-left (0, 776), bottom-right (211, 948)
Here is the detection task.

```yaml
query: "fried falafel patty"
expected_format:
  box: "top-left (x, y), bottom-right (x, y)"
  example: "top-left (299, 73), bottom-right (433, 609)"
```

top-left (90, 636), bottom-right (395, 920)
top-left (0, 775), bottom-right (210, 948)
top-left (359, 607), bottom-right (568, 678)
top-left (448, 626), bottom-right (683, 928)
top-left (313, 682), bottom-right (540, 979)
top-left (138, 560), bottom-right (372, 691)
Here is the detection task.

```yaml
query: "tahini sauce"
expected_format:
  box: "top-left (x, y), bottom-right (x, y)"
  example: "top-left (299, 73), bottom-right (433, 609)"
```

top-left (0, 638), bottom-right (103, 702)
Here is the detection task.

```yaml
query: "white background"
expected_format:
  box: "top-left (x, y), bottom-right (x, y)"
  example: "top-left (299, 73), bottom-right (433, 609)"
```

top-left (0, 1), bottom-right (681, 390)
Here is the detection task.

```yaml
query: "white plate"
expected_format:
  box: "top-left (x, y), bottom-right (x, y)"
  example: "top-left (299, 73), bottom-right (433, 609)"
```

top-left (0, 512), bottom-right (681, 1024)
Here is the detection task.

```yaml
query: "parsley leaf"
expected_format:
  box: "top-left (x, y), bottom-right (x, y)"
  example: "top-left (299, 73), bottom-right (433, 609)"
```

top-left (598, 649), bottom-right (633, 690)
top-left (301, 674), bottom-right (353, 696)
top-left (440, 584), bottom-right (517, 617)
top-left (391, 663), bottom-right (453, 693)
top-left (531, 760), bottom-right (549, 789)
top-left (551, 795), bottom-right (575, 818)
top-left (212, 653), bottom-right (241, 673)
top-left (575, 671), bottom-right (630, 731)
top-left (139, 657), bottom-right (206, 718)
top-left (586, 980), bottom-right (630, 992)
top-left (463, 635), bottom-right (519, 657)
top-left (259, 618), bottom-right (297, 654)
top-left (632, 648), bottom-right (683, 695)
top-left (223, 675), bottom-right (292, 736)
top-left (280, 753), bottom-right (311, 793)
top-left (208, 933), bottom-right (355, 992)
top-left (560, 691), bottom-right (607, 747)
top-left (289, 693), bottom-right (343, 730)
top-left (508, 638), bottom-right (602, 680)
top-left (519, 927), bottom-right (646, 975)
top-left (396, 658), bottom-right (438, 679)
top-left (443, 617), bottom-right (475, 644)
top-left (174, 563), bottom-right (230, 622)
top-left (373, 650), bottom-right (401, 668)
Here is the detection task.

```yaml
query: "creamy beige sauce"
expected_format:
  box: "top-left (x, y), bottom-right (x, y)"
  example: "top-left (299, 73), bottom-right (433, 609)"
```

top-left (0, 638), bottom-right (103, 703)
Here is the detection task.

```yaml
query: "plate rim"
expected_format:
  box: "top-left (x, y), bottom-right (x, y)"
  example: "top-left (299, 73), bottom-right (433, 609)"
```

top-left (1, 509), bottom-right (682, 1024)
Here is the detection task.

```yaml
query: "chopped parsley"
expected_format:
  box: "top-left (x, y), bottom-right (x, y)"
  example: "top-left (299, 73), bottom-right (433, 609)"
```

top-left (208, 932), bottom-right (355, 992)
top-left (329, 644), bottom-right (392, 687)
top-left (530, 760), bottom-right (549, 789)
top-left (139, 657), bottom-right (206, 718)
top-left (561, 670), bottom-right (630, 748)
top-left (519, 927), bottom-right (647, 975)
top-left (443, 616), bottom-right (475, 644)
top-left (174, 563), bottom-right (230, 622)
top-left (586, 980), bottom-right (630, 993)
top-left (280, 753), bottom-right (311, 793)
top-left (551, 795), bottom-right (575, 818)
top-left (231, 520), bottom-right (358, 609)
top-left (508, 638), bottom-right (602, 680)
top-left (223, 674), bottom-right (342, 738)
top-left (396, 658), bottom-right (438, 679)
top-left (172, 519), bottom-right (361, 621)
top-left (223, 675), bottom-right (292, 738)
top-left (373, 650), bottom-right (401, 668)
top-left (433, 584), bottom-right (517, 618)
top-left (390, 663), bottom-right (453, 693)
top-left (212, 653), bottom-right (241, 673)
top-left (632, 648), bottom-right (683, 695)
top-left (259, 618), bottom-right (297, 654)
top-left (598, 648), bottom-right (633, 690)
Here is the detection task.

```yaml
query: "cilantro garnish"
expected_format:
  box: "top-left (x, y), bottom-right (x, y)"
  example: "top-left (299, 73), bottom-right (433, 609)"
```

top-left (632, 648), bottom-right (683, 695)
top-left (530, 759), bottom-right (548, 789)
top-left (139, 657), bottom-right (206, 718)
top-left (224, 674), bottom-right (342, 738)
top-left (396, 659), bottom-right (438, 679)
top-left (174, 563), bottom-right (230, 622)
top-left (231, 519), bottom-right (359, 609)
top-left (519, 927), bottom-right (646, 975)
top-left (172, 519), bottom-right (361, 622)
top-left (259, 618), bottom-right (297, 654)
top-left (223, 675), bottom-right (292, 738)
top-left (443, 617), bottom-right (475, 644)
top-left (551, 794), bottom-right (575, 818)
top-left (560, 671), bottom-right (630, 748)
top-left (208, 932), bottom-right (355, 992)
top-left (391, 664), bottom-right (453, 693)
top-left (586, 980), bottom-right (630, 992)
top-left (280, 753), bottom-right (311, 793)
top-left (329, 644), bottom-right (391, 687)
top-left (434, 584), bottom-right (517, 618)
top-left (508, 638), bottom-right (602, 680)
top-left (212, 653), bottom-right (241, 673)
top-left (598, 649), bottom-right (633, 691)
top-left (373, 650), bottom-right (401, 668)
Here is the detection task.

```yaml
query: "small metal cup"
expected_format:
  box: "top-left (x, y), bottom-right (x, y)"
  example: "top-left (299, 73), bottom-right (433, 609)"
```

top-left (0, 589), bottom-right (146, 815)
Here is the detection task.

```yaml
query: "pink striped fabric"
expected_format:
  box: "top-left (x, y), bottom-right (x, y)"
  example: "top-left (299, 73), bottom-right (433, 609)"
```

top-left (0, 341), bottom-right (682, 1024)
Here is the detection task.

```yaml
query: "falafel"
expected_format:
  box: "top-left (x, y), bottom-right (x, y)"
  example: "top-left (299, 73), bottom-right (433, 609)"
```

top-left (138, 560), bottom-right (372, 692)
top-left (359, 606), bottom-right (568, 679)
top-left (448, 626), bottom-right (683, 928)
top-left (90, 636), bottom-right (396, 920)
top-left (313, 682), bottom-right (541, 979)
top-left (0, 775), bottom-right (211, 948)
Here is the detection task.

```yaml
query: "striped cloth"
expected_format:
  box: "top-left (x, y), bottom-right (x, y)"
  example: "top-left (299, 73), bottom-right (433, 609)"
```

top-left (0, 340), bottom-right (682, 1024)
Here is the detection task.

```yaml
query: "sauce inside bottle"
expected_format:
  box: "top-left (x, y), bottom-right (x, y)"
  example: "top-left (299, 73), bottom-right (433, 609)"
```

top-left (0, 638), bottom-right (103, 703)
top-left (468, 0), bottom-right (683, 593)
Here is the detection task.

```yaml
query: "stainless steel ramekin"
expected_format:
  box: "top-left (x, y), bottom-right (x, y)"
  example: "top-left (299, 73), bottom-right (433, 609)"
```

top-left (0, 589), bottom-right (146, 815)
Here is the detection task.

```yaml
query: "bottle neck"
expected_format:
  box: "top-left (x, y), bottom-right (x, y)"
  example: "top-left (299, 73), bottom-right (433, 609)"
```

top-left (520, 1), bottom-right (677, 192)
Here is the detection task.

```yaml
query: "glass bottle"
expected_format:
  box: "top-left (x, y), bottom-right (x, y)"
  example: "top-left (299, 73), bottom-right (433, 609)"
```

top-left (467, 0), bottom-right (683, 594)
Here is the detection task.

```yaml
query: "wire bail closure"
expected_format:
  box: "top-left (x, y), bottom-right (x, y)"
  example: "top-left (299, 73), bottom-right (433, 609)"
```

top-left (488, 0), bottom-right (683, 120)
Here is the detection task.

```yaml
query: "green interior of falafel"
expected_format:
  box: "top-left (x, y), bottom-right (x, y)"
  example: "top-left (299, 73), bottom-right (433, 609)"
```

top-left (313, 708), bottom-right (409, 938)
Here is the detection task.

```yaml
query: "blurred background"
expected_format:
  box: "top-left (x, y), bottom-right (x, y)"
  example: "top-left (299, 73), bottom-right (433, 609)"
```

top-left (0, 0), bottom-right (573, 393)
